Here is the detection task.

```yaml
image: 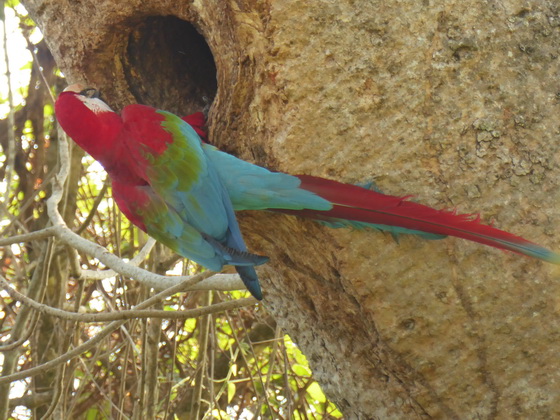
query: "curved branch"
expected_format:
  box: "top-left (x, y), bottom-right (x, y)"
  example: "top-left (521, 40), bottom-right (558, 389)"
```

top-left (0, 274), bottom-right (256, 323)
top-left (46, 128), bottom-right (248, 292)
top-left (79, 237), bottom-right (157, 281)
top-left (0, 227), bottom-right (58, 246)
top-left (0, 270), bottom-right (215, 384)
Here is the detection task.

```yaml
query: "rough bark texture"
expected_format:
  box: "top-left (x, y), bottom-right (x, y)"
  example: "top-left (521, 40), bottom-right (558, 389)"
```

top-left (23, 0), bottom-right (560, 418)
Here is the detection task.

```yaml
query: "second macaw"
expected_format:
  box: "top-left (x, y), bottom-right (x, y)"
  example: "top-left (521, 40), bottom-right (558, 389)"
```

top-left (54, 84), bottom-right (560, 300)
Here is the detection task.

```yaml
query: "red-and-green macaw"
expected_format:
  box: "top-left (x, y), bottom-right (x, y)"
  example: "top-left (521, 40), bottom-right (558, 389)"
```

top-left (55, 84), bottom-right (560, 300)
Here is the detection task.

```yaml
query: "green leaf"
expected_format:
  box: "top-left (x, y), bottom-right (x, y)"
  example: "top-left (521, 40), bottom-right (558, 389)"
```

top-left (19, 62), bottom-right (32, 71)
top-left (227, 381), bottom-right (236, 403)
top-left (292, 363), bottom-right (311, 377)
top-left (306, 382), bottom-right (327, 403)
top-left (85, 408), bottom-right (99, 420)
top-left (5, 1), bottom-right (21, 10)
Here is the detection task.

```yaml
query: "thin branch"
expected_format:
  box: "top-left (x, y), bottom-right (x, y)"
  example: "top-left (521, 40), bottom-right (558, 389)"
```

top-left (57, 222), bottom-right (243, 290)
top-left (0, 168), bottom-right (57, 239)
top-left (0, 238), bottom-right (54, 418)
top-left (0, 274), bottom-right (256, 323)
top-left (75, 178), bottom-right (110, 235)
top-left (1, 3), bottom-right (16, 207)
top-left (0, 270), bottom-right (213, 384)
top-left (38, 363), bottom-right (64, 420)
top-left (191, 291), bottom-right (212, 419)
top-left (182, 273), bottom-right (245, 292)
top-left (78, 237), bottom-right (156, 281)
top-left (27, 40), bottom-right (56, 105)
top-left (0, 226), bottom-right (58, 247)
top-left (8, 392), bottom-right (53, 409)
top-left (0, 310), bottom-right (38, 352)
top-left (144, 302), bottom-right (162, 419)
top-left (77, 358), bottom-right (130, 419)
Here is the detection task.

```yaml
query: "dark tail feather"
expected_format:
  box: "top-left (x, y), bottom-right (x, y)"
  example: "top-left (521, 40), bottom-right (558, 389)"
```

top-left (235, 266), bottom-right (263, 300)
top-left (279, 175), bottom-right (560, 264)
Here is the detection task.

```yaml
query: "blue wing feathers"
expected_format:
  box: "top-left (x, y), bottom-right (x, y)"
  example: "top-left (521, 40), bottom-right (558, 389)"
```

top-left (205, 144), bottom-right (446, 239)
top-left (121, 108), bottom-right (268, 299)
top-left (204, 145), bottom-right (332, 211)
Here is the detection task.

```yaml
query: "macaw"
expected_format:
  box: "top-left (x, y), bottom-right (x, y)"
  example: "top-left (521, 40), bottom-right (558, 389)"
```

top-left (55, 84), bottom-right (560, 300)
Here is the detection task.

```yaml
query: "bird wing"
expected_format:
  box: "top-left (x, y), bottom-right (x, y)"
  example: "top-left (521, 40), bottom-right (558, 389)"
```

top-left (118, 104), bottom-right (264, 268)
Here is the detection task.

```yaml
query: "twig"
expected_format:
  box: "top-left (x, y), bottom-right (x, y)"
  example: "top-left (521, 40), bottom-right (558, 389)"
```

top-left (54, 220), bottom-right (245, 290)
top-left (75, 178), bottom-right (110, 235)
top-left (0, 271), bottom-right (214, 384)
top-left (0, 168), bottom-right (56, 239)
top-left (264, 326), bottom-right (282, 396)
top-left (191, 291), bottom-right (212, 419)
top-left (224, 310), bottom-right (274, 416)
top-left (78, 237), bottom-right (157, 281)
top-left (0, 238), bottom-right (53, 418)
top-left (38, 362), bottom-right (64, 420)
top-left (77, 358), bottom-right (129, 419)
top-left (1, 3), bottom-right (16, 208)
top-left (144, 301), bottom-right (162, 419)
top-left (0, 274), bottom-right (256, 323)
top-left (0, 227), bottom-right (58, 247)
top-left (8, 391), bottom-right (53, 409)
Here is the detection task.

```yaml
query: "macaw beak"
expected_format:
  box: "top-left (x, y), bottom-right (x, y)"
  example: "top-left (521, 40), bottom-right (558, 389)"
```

top-left (63, 83), bottom-right (100, 99)
top-left (63, 83), bottom-right (87, 93)
top-left (79, 87), bottom-right (100, 99)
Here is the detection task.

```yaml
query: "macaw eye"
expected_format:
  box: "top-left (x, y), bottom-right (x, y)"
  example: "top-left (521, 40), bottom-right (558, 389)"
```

top-left (79, 88), bottom-right (100, 99)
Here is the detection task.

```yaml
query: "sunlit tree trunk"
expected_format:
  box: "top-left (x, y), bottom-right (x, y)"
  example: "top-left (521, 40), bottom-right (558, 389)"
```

top-left (22, 0), bottom-right (560, 417)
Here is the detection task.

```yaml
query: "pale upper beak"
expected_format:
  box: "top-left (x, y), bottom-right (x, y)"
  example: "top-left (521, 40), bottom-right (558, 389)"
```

top-left (63, 83), bottom-right (88, 93)
top-left (64, 83), bottom-right (100, 99)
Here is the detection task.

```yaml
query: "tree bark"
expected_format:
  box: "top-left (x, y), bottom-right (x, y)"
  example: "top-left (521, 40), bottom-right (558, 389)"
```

top-left (22, 0), bottom-right (560, 418)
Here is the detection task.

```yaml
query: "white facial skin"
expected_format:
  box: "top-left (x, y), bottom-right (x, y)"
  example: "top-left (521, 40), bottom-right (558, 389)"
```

top-left (63, 83), bottom-right (113, 114)
top-left (75, 94), bottom-right (114, 114)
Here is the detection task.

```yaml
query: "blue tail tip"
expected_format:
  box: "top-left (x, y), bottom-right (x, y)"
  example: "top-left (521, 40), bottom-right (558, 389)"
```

top-left (243, 279), bottom-right (263, 300)
top-left (235, 266), bottom-right (263, 300)
top-left (249, 285), bottom-right (263, 300)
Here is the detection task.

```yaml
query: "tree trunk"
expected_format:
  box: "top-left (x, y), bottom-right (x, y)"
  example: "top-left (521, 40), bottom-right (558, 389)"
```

top-left (22, 0), bottom-right (560, 417)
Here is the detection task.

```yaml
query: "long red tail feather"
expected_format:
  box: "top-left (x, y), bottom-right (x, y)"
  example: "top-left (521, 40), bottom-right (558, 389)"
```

top-left (282, 175), bottom-right (560, 264)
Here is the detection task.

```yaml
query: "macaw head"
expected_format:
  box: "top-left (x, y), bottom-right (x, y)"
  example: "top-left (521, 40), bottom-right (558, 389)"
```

top-left (55, 83), bottom-right (123, 166)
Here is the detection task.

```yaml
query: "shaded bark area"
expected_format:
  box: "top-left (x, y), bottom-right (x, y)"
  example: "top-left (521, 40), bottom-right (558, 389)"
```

top-left (22, 0), bottom-right (560, 417)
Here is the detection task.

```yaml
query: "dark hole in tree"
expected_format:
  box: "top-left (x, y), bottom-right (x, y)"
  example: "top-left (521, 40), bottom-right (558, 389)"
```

top-left (125, 16), bottom-right (217, 115)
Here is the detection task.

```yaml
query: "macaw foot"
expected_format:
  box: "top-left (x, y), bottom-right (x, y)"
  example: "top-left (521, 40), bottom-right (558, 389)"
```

top-left (203, 234), bottom-right (269, 266)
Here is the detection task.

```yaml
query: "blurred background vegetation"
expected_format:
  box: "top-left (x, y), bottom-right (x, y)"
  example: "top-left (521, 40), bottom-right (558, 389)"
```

top-left (0, 1), bottom-right (342, 418)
